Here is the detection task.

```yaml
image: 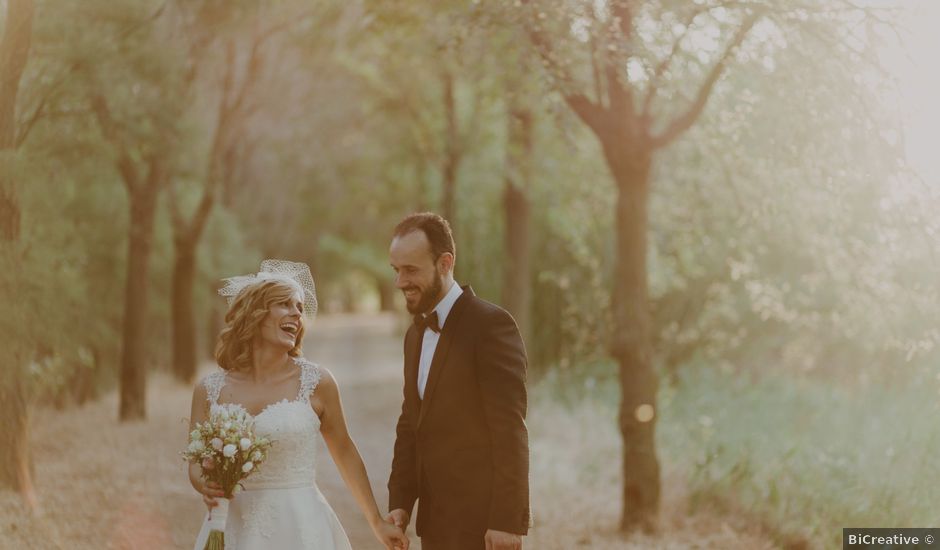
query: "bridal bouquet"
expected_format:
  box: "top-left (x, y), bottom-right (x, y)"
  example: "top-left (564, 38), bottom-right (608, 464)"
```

top-left (183, 403), bottom-right (274, 550)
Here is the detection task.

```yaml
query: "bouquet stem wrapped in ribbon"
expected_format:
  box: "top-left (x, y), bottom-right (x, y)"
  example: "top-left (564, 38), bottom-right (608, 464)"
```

top-left (203, 498), bottom-right (230, 550)
top-left (183, 403), bottom-right (273, 550)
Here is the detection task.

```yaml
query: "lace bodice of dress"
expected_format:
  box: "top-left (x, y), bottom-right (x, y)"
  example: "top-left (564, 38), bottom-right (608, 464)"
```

top-left (203, 357), bottom-right (323, 490)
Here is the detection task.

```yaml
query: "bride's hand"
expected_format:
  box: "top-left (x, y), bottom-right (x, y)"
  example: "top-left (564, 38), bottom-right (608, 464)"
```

top-left (189, 462), bottom-right (225, 511)
top-left (371, 520), bottom-right (409, 550)
top-left (197, 480), bottom-right (225, 511)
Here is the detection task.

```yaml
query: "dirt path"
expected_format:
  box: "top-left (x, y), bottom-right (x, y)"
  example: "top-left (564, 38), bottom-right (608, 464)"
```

top-left (302, 313), bottom-right (417, 549)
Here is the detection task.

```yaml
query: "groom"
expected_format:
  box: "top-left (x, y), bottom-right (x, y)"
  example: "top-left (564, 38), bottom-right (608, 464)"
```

top-left (386, 212), bottom-right (530, 550)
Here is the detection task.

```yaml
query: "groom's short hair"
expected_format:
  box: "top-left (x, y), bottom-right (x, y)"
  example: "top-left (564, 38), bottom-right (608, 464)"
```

top-left (394, 212), bottom-right (456, 261)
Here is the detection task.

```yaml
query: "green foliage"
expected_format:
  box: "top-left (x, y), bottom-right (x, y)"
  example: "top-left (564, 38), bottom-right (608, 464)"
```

top-left (661, 366), bottom-right (940, 547)
top-left (6, 0), bottom-right (940, 409)
top-left (536, 366), bottom-right (940, 548)
top-left (0, 134), bottom-right (124, 399)
top-left (646, 16), bottom-right (939, 378)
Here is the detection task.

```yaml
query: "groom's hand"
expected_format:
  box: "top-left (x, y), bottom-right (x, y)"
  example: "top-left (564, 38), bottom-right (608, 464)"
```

top-left (485, 529), bottom-right (522, 550)
top-left (385, 508), bottom-right (410, 530)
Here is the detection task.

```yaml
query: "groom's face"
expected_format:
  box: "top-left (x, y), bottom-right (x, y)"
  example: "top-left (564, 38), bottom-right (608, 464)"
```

top-left (390, 230), bottom-right (450, 315)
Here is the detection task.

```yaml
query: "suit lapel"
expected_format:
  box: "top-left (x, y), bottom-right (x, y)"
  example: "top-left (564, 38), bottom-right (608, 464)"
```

top-left (404, 326), bottom-right (422, 425)
top-left (417, 285), bottom-right (474, 429)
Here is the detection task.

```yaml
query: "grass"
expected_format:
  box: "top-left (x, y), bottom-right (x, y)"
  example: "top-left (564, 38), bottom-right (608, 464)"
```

top-left (660, 367), bottom-right (940, 548)
top-left (530, 363), bottom-right (940, 549)
top-left (525, 366), bottom-right (777, 549)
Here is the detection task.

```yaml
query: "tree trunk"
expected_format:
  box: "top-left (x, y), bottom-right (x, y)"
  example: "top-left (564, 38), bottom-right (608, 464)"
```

top-left (206, 280), bottom-right (222, 359)
top-left (605, 144), bottom-right (661, 532)
top-left (0, 1), bottom-right (31, 148)
top-left (502, 108), bottom-right (533, 343)
top-left (502, 183), bottom-right (530, 340)
top-left (171, 238), bottom-right (198, 382)
top-left (377, 276), bottom-right (396, 312)
top-left (72, 346), bottom-right (100, 406)
top-left (119, 183), bottom-right (160, 421)
top-left (0, 0), bottom-right (36, 507)
top-left (440, 71), bottom-right (459, 226)
top-left (0, 0), bottom-right (33, 241)
top-left (0, 357), bottom-right (37, 509)
top-left (169, 35), bottom-right (263, 378)
top-left (0, 182), bottom-right (18, 241)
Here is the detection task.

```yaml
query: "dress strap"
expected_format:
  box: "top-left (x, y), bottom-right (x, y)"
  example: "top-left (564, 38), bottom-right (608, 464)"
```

top-left (203, 370), bottom-right (226, 405)
top-left (295, 357), bottom-right (322, 401)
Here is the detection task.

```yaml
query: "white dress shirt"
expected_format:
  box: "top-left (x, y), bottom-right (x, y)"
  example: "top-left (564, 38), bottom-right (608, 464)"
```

top-left (417, 281), bottom-right (463, 399)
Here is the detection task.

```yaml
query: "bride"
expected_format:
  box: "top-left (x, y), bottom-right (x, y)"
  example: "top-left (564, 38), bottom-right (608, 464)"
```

top-left (189, 260), bottom-right (409, 549)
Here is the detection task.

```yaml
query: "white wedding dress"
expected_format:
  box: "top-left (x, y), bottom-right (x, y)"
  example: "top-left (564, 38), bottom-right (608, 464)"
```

top-left (193, 358), bottom-right (352, 550)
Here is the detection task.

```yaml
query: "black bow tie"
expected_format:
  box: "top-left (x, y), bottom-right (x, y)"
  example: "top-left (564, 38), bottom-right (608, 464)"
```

top-left (414, 311), bottom-right (441, 334)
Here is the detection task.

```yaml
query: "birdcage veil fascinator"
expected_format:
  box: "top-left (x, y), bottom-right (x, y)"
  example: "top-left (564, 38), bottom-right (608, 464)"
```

top-left (218, 259), bottom-right (318, 319)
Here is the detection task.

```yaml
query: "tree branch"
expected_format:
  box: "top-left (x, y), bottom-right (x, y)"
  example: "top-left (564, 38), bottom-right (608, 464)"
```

top-left (522, 3), bottom-right (594, 94)
top-left (605, 56), bottom-right (634, 125)
top-left (117, 1), bottom-right (167, 41)
top-left (14, 92), bottom-right (45, 148)
top-left (641, 6), bottom-right (706, 117)
top-left (564, 93), bottom-right (609, 137)
top-left (650, 11), bottom-right (761, 150)
top-left (610, 0), bottom-right (634, 44)
top-left (14, 0), bottom-right (166, 148)
top-left (256, 9), bottom-right (320, 45)
top-left (589, 35), bottom-right (604, 107)
top-left (0, 0), bottom-right (35, 150)
top-left (143, 150), bottom-right (168, 197)
top-left (166, 175), bottom-right (185, 232)
top-left (226, 32), bottom-right (265, 120)
top-left (89, 93), bottom-right (140, 194)
top-left (187, 173), bottom-right (216, 243)
top-left (520, 1), bottom-right (609, 134)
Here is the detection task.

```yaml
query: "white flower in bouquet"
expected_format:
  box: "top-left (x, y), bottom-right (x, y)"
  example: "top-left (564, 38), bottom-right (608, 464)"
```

top-left (211, 438), bottom-right (223, 451)
top-left (222, 444), bottom-right (237, 458)
top-left (239, 438), bottom-right (251, 451)
top-left (251, 450), bottom-right (262, 462)
top-left (188, 439), bottom-right (205, 453)
top-left (241, 461), bottom-right (254, 473)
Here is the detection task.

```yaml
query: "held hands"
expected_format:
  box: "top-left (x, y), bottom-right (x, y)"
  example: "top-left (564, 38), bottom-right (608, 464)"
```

top-left (485, 529), bottom-right (522, 550)
top-left (385, 508), bottom-right (410, 530)
top-left (372, 513), bottom-right (410, 550)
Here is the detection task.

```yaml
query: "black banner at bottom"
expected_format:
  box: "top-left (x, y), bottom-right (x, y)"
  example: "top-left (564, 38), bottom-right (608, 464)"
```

top-left (844, 529), bottom-right (940, 549)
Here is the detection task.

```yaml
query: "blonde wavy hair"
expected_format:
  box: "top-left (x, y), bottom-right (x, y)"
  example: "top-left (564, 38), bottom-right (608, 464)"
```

top-left (215, 280), bottom-right (306, 371)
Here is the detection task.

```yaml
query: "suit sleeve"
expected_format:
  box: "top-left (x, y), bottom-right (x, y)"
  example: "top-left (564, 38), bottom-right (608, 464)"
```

top-left (477, 307), bottom-right (530, 534)
top-left (388, 333), bottom-right (419, 515)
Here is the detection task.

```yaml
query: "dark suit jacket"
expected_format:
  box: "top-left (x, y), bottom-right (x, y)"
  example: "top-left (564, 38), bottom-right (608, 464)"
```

top-left (388, 286), bottom-right (530, 538)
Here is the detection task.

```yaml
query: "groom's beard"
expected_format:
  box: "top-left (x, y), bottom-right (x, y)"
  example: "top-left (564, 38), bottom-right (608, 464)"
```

top-left (406, 272), bottom-right (443, 315)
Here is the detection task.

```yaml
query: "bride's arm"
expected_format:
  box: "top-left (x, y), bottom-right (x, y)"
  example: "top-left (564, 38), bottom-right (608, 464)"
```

top-left (189, 381), bottom-right (224, 508)
top-left (317, 369), bottom-right (409, 549)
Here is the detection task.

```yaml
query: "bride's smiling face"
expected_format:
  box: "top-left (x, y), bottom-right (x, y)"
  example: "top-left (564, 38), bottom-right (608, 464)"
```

top-left (256, 288), bottom-right (305, 351)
